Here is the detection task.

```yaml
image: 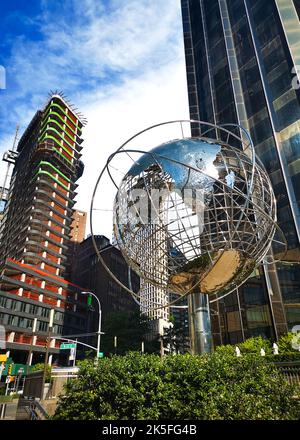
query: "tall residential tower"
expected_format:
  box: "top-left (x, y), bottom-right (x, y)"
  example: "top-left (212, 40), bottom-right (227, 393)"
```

top-left (0, 94), bottom-right (88, 364)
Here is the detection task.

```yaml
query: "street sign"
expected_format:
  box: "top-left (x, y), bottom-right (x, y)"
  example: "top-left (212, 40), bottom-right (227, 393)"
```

top-left (0, 354), bottom-right (7, 362)
top-left (69, 347), bottom-right (76, 361)
top-left (60, 343), bottom-right (76, 350)
top-left (98, 352), bottom-right (104, 358)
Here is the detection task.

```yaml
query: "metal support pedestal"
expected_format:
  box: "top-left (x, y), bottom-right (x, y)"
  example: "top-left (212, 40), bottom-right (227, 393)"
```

top-left (188, 291), bottom-right (212, 354)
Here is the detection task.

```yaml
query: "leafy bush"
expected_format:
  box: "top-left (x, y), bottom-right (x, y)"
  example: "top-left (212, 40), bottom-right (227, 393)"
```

top-left (265, 352), bottom-right (300, 363)
top-left (239, 336), bottom-right (272, 355)
top-left (214, 344), bottom-right (236, 356)
top-left (277, 332), bottom-right (300, 354)
top-left (215, 334), bottom-right (300, 359)
top-left (215, 336), bottom-right (272, 356)
top-left (53, 352), bottom-right (298, 420)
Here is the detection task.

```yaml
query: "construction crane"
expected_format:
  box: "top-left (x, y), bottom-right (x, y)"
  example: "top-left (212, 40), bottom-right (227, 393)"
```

top-left (0, 125), bottom-right (20, 212)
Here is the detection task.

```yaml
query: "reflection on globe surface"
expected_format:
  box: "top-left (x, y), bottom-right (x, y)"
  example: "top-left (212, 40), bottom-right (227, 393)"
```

top-left (114, 137), bottom-right (276, 298)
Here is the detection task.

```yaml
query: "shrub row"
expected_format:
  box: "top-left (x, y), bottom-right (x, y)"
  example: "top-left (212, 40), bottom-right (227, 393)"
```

top-left (53, 351), bottom-right (298, 420)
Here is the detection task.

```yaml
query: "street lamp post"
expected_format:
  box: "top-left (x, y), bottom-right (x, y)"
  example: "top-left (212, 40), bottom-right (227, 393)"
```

top-left (81, 291), bottom-right (102, 360)
top-left (40, 309), bottom-right (54, 400)
top-left (114, 336), bottom-right (117, 355)
top-left (27, 317), bottom-right (38, 366)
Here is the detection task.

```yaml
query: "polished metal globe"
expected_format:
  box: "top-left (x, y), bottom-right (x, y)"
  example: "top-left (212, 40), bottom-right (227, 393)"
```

top-left (113, 136), bottom-right (277, 299)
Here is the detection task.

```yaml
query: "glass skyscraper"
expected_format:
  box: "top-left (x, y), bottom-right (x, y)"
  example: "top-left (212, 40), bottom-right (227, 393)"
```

top-left (181, 0), bottom-right (300, 344)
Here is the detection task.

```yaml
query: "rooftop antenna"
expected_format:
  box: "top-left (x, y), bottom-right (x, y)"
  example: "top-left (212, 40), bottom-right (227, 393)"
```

top-left (46, 91), bottom-right (87, 126)
top-left (0, 124), bottom-right (20, 210)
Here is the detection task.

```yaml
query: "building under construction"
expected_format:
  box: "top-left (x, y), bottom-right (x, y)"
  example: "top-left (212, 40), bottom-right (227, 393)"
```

top-left (0, 186), bottom-right (8, 224)
top-left (0, 94), bottom-right (89, 364)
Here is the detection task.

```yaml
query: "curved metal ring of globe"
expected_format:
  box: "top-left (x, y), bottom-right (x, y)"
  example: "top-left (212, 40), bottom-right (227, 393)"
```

top-left (90, 121), bottom-right (287, 311)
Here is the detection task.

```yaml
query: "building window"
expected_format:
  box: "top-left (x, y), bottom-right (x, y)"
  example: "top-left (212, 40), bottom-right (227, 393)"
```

top-left (39, 307), bottom-right (50, 318)
top-left (7, 314), bottom-right (17, 326)
top-left (53, 324), bottom-right (63, 334)
top-left (38, 321), bottom-right (48, 332)
top-left (246, 306), bottom-right (271, 328)
top-left (20, 302), bottom-right (27, 313)
top-left (18, 317), bottom-right (33, 329)
top-left (54, 311), bottom-right (64, 322)
top-left (27, 304), bottom-right (38, 315)
top-left (0, 297), bottom-right (7, 308)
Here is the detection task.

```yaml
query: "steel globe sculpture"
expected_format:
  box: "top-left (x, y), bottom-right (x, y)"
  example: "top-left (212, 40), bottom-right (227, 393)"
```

top-left (91, 121), bottom-right (286, 354)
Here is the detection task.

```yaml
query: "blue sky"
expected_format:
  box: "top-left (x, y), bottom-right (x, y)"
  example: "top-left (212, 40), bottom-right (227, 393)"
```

top-left (0, 0), bottom-right (189, 237)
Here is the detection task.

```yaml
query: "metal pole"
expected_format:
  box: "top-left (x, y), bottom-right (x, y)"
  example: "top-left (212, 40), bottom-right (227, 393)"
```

top-left (51, 336), bottom-right (99, 351)
top-left (40, 309), bottom-right (54, 400)
top-left (0, 403), bottom-right (6, 419)
top-left (27, 317), bottom-right (37, 366)
top-left (188, 289), bottom-right (212, 355)
top-left (114, 336), bottom-right (117, 355)
top-left (41, 331), bottom-right (51, 400)
top-left (97, 308), bottom-right (102, 360)
top-left (81, 292), bottom-right (102, 361)
top-left (73, 338), bottom-right (77, 367)
top-left (0, 125), bottom-right (19, 207)
top-left (160, 336), bottom-right (164, 358)
top-left (0, 363), bottom-right (4, 381)
top-left (15, 373), bottom-right (21, 393)
top-left (236, 289), bottom-right (245, 342)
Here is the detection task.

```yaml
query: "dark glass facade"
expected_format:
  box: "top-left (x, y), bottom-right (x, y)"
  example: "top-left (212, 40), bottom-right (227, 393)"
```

top-left (181, 0), bottom-right (300, 344)
top-left (74, 235), bottom-right (139, 339)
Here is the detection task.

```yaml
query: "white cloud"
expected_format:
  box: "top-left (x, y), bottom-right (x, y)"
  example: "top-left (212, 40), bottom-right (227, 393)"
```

top-left (79, 56), bottom-right (190, 239)
top-left (42, 0), bottom-right (181, 74)
top-left (0, 0), bottom-right (190, 240)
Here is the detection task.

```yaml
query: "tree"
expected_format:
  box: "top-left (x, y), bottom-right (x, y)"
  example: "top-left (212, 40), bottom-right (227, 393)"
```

top-left (101, 311), bottom-right (159, 355)
top-left (53, 352), bottom-right (298, 420)
top-left (161, 323), bottom-right (190, 354)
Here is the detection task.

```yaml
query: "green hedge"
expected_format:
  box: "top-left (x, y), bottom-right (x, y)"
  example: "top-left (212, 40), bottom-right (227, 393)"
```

top-left (53, 352), bottom-right (298, 420)
top-left (215, 335), bottom-right (300, 360)
top-left (266, 352), bottom-right (300, 363)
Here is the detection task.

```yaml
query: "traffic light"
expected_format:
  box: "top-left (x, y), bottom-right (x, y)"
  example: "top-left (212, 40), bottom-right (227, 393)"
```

top-left (87, 294), bottom-right (92, 307)
top-left (8, 363), bottom-right (13, 375)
